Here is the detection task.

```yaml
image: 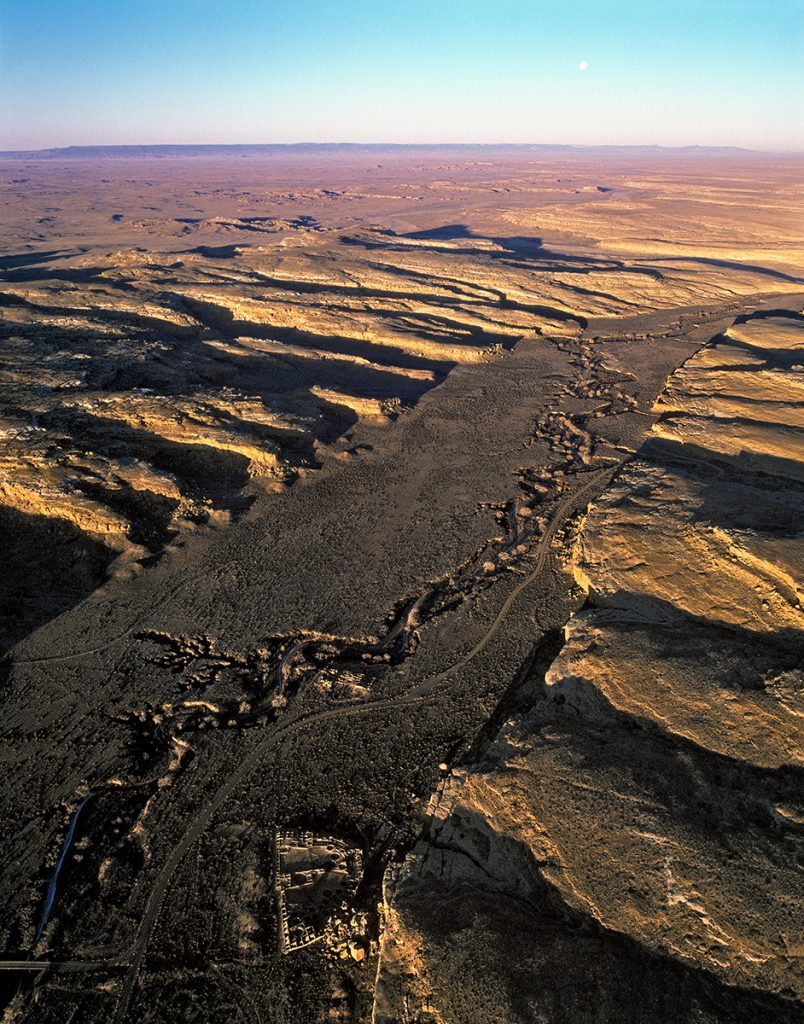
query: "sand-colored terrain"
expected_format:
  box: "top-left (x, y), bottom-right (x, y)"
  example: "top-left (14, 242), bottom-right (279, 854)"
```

top-left (376, 312), bottom-right (803, 1024)
top-left (0, 148), bottom-right (801, 1023)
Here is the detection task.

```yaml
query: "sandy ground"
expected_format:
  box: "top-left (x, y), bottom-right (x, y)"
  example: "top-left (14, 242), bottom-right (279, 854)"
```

top-left (0, 149), bottom-right (802, 1023)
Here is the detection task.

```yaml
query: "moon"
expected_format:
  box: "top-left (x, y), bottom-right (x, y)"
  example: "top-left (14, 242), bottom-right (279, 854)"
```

top-left (579, 60), bottom-right (589, 71)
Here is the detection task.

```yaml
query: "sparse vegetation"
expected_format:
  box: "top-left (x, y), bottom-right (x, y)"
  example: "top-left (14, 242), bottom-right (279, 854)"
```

top-left (1, 150), bottom-right (801, 1023)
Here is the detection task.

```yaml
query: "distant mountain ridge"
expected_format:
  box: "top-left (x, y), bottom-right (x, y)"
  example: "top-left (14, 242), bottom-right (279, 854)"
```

top-left (0, 142), bottom-right (764, 159)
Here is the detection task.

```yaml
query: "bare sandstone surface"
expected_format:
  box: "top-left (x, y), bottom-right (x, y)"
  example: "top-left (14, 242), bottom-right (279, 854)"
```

top-left (0, 148), bottom-right (801, 1023)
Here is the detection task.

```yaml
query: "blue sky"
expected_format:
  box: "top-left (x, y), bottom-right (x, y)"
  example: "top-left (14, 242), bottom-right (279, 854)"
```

top-left (0, 0), bottom-right (801, 150)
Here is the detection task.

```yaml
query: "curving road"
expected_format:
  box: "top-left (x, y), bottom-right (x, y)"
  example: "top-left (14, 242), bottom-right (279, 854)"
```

top-left (0, 460), bottom-right (622, 1019)
top-left (109, 460), bottom-right (619, 1022)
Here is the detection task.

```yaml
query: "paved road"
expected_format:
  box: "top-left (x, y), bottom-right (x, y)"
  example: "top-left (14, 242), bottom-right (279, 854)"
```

top-left (0, 461), bottom-right (621, 1021)
top-left (110, 461), bottom-right (619, 1021)
top-left (0, 960), bottom-right (120, 973)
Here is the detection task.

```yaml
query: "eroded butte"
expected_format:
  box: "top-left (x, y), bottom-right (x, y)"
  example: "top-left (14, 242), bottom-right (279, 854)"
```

top-left (0, 147), bottom-right (801, 1024)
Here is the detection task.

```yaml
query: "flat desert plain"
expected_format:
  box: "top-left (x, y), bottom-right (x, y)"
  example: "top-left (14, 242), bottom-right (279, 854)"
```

top-left (0, 147), bottom-right (802, 1023)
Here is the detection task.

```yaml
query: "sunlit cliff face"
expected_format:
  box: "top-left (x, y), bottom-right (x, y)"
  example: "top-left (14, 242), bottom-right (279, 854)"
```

top-left (374, 311), bottom-right (804, 1024)
top-left (1, 157), bottom-right (799, 623)
top-left (0, 152), bottom-right (802, 1024)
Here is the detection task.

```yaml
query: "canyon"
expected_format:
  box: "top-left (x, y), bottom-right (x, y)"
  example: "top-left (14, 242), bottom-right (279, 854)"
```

top-left (0, 147), bottom-right (801, 1023)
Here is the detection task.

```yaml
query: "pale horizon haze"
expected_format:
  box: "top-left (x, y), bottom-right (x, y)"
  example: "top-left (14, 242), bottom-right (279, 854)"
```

top-left (0, 0), bottom-right (802, 152)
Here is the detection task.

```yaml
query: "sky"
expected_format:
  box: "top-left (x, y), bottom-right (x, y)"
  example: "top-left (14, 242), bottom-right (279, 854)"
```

top-left (0, 0), bottom-right (801, 151)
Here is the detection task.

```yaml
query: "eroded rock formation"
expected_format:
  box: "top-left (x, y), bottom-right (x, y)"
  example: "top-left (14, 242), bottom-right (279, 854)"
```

top-left (1, 150), bottom-right (801, 1023)
top-left (375, 312), bottom-right (803, 1024)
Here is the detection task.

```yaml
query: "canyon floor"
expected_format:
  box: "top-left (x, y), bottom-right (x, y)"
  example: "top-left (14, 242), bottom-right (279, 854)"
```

top-left (0, 147), bottom-right (801, 1023)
